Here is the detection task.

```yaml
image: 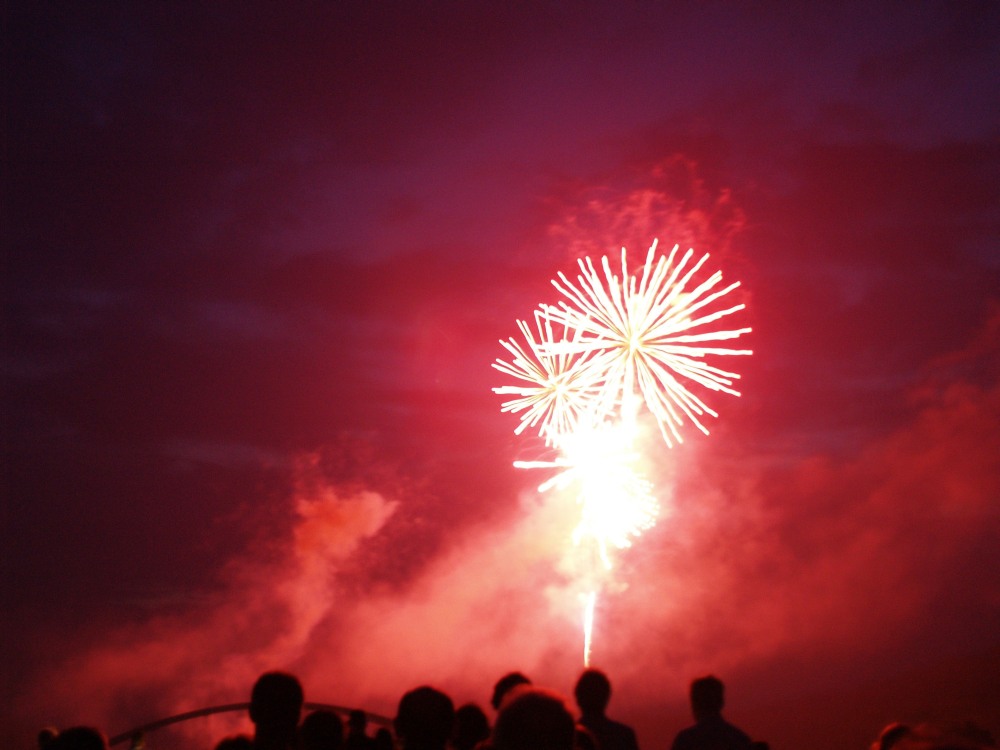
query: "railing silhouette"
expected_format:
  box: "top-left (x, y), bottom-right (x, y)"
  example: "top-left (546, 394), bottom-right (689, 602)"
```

top-left (108, 702), bottom-right (392, 747)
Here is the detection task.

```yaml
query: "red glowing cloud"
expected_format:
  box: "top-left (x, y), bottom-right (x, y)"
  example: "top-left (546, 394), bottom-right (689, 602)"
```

top-left (9, 313), bottom-right (999, 749)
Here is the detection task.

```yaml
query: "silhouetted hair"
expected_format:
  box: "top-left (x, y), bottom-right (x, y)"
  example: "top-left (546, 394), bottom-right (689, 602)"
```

top-left (395, 686), bottom-right (455, 749)
top-left (492, 672), bottom-right (532, 710)
top-left (493, 688), bottom-right (575, 750)
top-left (215, 736), bottom-right (253, 750)
top-left (49, 727), bottom-right (108, 750)
top-left (302, 710), bottom-right (345, 750)
top-left (690, 676), bottom-right (725, 717)
top-left (574, 669), bottom-right (612, 715)
top-left (453, 703), bottom-right (491, 750)
top-left (250, 671), bottom-right (305, 731)
top-left (875, 724), bottom-right (912, 750)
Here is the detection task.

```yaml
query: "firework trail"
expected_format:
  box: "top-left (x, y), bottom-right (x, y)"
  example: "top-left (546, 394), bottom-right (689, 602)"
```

top-left (493, 239), bottom-right (751, 664)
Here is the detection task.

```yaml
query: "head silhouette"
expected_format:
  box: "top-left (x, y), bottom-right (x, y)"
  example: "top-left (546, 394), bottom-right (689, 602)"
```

top-left (574, 670), bottom-right (612, 716)
top-left (453, 703), bottom-right (490, 750)
top-left (494, 688), bottom-right (575, 750)
top-left (250, 671), bottom-right (304, 739)
top-left (301, 709), bottom-right (345, 750)
top-left (395, 686), bottom-right (455, 750)
top-left (492, 672), bottom-right (532, 711)
top-left (49, 727), bottom-right (108, 750)
top-left (689, 676), bottom-right (725, 721)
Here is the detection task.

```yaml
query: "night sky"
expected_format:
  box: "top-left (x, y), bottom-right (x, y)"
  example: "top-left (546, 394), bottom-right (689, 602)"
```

top-left (3, 3), bottom-right (1000, 749)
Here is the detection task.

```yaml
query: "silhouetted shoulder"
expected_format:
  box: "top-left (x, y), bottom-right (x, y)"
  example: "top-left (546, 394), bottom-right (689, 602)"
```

top-left (670, 718), bottom-right (751, 750)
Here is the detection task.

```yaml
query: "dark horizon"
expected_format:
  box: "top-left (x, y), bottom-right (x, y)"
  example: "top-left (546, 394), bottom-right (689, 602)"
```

top-left (4, 3), bottom-right (999, 749)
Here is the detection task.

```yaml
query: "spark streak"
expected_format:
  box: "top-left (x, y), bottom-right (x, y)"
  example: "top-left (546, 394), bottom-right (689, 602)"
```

top-left (583, 590), bottom-right (597, 667)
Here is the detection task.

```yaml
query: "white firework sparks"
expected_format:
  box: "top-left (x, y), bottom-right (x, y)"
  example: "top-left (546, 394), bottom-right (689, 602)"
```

top-left (543, 238), bottom-right (752, 447)
top-left (492, 310), bottom-right (606, 445)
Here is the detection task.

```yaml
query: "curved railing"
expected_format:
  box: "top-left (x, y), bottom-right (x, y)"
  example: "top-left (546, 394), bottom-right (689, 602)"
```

top-left (109, 702), bottom-right (393, 747)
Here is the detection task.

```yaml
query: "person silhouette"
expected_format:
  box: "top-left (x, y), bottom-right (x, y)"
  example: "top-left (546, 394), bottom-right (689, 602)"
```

top-left (48, 727), bottom-right (108, 750)
top-left (573, 669), bottom-right (640, 750)
top-left (492, 672), bottom-right (532, 712)
top-left (453, 703), bottom-right (491, 750)
top-left (394, 686), bottom-right (455, 750)
top-left (301, 709), bottom-right (345, 750)
top-left (670, 676), bottom-right (750, 750)
top-left (493, 687), bottom-right (576, 750)
top-left (249, 671), bottom-right (304, 750)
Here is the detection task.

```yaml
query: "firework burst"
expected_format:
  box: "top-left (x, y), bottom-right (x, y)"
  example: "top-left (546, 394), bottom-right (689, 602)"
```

top-left (492, 310), bottom-right (606, 445)
top-left (493, 238), bottom-right (752, 664)
top-left (543, 238), bottom-right (752, 446)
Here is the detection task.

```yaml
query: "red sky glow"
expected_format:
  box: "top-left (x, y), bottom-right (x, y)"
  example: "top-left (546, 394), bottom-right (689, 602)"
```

top-left (3, 4), bottom-right (999, 750)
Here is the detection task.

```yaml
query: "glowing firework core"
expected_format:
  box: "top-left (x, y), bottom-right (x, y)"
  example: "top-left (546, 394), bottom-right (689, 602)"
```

top-left (493, 239), bottom-right (752, 664)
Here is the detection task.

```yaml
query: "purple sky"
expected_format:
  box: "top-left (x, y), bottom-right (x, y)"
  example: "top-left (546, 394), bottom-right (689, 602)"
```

top-left (3, 3), bottom-right (999, 749)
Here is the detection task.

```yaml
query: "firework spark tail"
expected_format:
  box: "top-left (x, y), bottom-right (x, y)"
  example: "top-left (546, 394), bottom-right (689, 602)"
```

top-left (583, 590), bottom-right (597, 667)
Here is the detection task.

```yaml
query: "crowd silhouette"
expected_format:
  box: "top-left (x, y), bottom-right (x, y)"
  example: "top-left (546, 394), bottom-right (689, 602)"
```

top-left (36, 669), bottom-right (996, 750)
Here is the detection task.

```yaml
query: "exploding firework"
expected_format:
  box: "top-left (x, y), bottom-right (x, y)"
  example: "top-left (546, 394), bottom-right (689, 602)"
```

top-left (493, 311), bottom-right (606, 445)
top-left (543, 238), bottom-right (752, 447)
top-left (493, 238), bottom-right (752, 664)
